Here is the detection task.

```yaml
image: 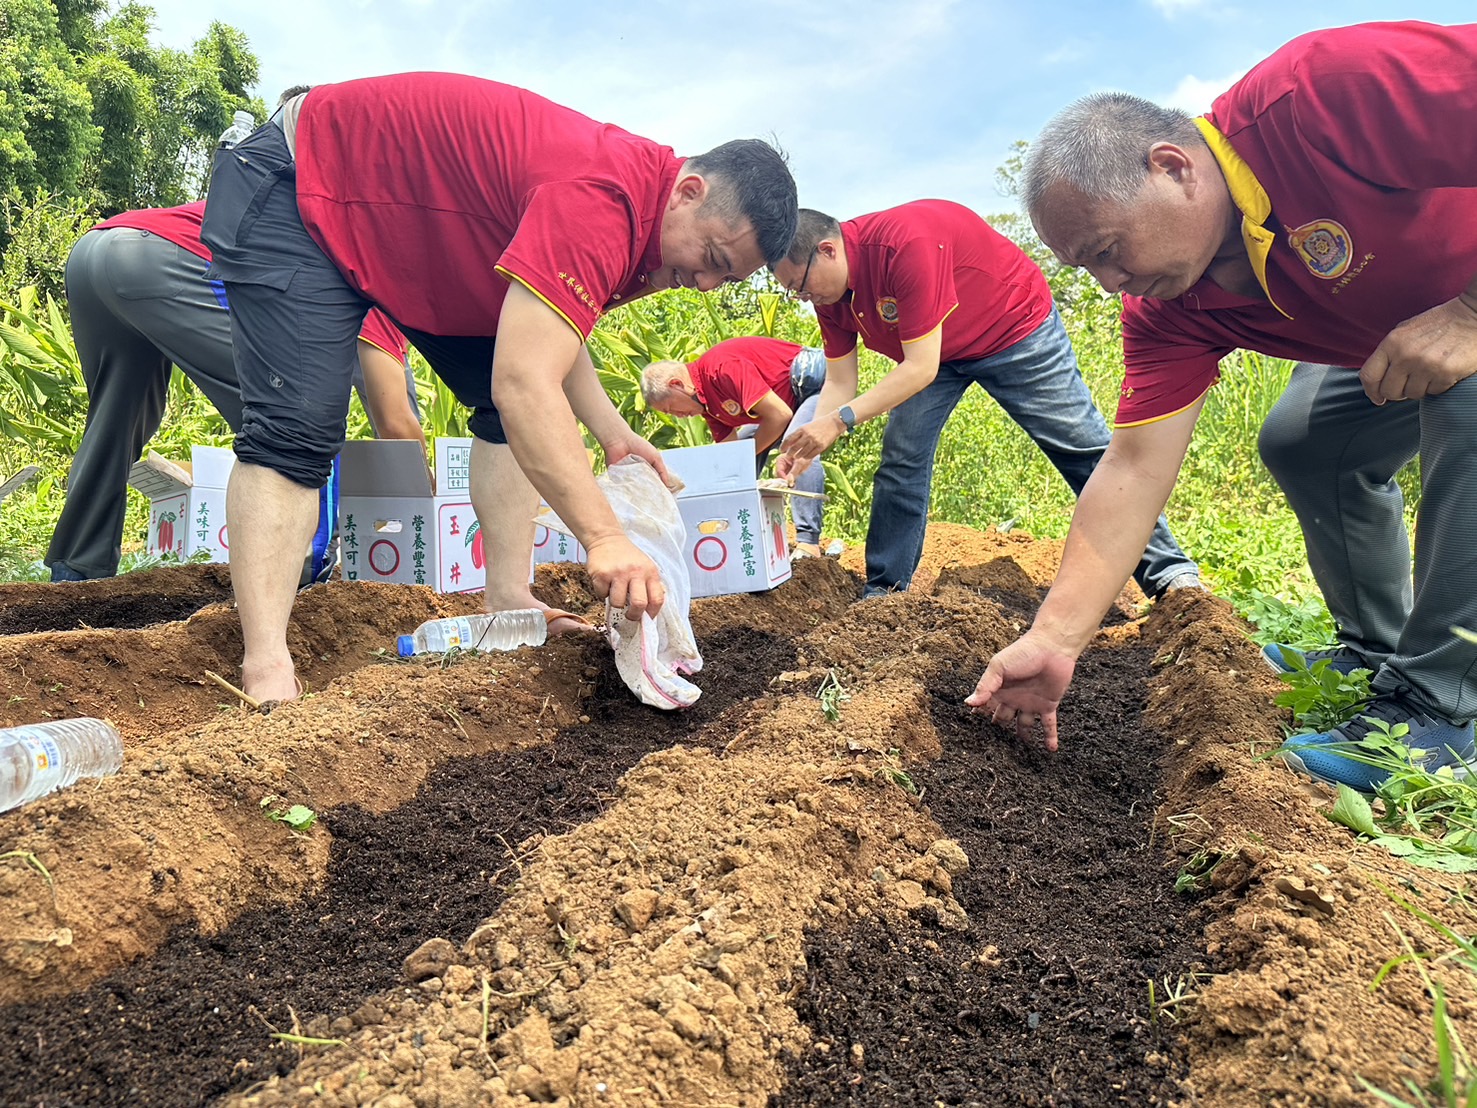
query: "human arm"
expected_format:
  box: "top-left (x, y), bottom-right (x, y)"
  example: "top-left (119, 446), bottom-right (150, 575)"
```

top-left (748, 391), bottom-right (795, 454)
top-left (775, 348), bottom-right (858, 481)
top-left (355, 340), bottom-right (428, 449)
top-left (1360, 272), bottom-right (1477, 404)
top-left (965, 397), bottom-right (1205, 750)
top-left (559, 344), bottom-right (673, 485)
top-left (493, 281), bottom-right (664, 617)
top-left (777, 329), bottom-right (944, 476)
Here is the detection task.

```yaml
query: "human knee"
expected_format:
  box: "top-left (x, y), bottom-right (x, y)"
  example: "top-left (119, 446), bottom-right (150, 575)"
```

top-left (1256, 402), bottom-right (1306, 478)
top-left (234, 409), bottom-right (341, 487)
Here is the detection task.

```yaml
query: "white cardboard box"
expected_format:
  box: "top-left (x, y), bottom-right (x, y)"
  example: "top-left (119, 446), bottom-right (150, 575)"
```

top-left (534, 441), bottom-right (794, 597)
top-left (662, 441), bottom-right (792, 597)
top-left (338, 437), bottom-right (485, 593)
top-left (533, 520), bottom-right (587, 566)
top-left (0, 465), bottom-right (39, 506)
top-left (127, 446), bottom-right (235, 561)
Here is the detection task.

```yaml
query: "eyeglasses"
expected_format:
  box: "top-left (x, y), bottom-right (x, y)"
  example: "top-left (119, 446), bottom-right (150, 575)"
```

top-left (785, 247), bottom-right (818, 301)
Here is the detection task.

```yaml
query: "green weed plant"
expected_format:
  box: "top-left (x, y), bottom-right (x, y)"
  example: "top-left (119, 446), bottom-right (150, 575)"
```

top-left (1273, 654), bottom-right (1373, 735)
top-left (1361, 888), bottom-right (1477, 1107)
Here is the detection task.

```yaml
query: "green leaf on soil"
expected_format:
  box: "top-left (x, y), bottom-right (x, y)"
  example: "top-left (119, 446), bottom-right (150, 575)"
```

top-left (1326, 785), bottom-right (1377, 836)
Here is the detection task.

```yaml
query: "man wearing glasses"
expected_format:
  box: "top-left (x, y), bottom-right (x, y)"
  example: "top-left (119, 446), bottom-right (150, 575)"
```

top-left (772, 202), bottom-right (1199, 599)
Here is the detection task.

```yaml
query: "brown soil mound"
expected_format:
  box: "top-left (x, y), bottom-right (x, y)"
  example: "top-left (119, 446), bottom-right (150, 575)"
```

top-left (0, 526), bottom-right (1471, 1107)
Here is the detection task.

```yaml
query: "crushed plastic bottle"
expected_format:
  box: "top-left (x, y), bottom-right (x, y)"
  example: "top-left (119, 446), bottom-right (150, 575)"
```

top-left (217, 110), bottom-right (257, 149)
top-left (396, 609), bottom-right (547, 657)
top-left (0, 718), bottom-right (124, 814)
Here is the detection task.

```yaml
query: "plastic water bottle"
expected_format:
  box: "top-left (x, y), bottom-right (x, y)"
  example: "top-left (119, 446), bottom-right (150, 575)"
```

top-left (217, 110), bottom-right (257, 149)
top-left (397, 610), bottom-right (547, 657)
top-left (0, 719), bottom-right (124, 814)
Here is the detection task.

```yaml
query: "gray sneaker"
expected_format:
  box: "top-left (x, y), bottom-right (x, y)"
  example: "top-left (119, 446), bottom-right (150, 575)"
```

top-left (1278, 691), bottom-right (1475, 793)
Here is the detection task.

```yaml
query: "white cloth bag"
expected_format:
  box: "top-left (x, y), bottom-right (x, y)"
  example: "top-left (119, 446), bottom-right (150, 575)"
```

top-left (543, 458), bottom-right (702, 709)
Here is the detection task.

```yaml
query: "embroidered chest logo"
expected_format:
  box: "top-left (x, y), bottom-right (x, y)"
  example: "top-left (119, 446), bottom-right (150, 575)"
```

top-left (876, 297), bottom-right (900, 325)
top-left (721, 399), bottom-right (742, 416)
top-left (1287, 219), bottom-right (1352, 280)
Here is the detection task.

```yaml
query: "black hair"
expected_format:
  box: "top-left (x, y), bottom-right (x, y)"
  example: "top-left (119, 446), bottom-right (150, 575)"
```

top-left (686, 139), bottom-right (798, 266)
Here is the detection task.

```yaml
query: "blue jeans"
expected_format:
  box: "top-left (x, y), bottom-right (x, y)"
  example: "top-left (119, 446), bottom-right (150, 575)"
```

top-left (864, 307), bottom-right (1197, 596)
top-left (749, 347), bottom-right (826, 544)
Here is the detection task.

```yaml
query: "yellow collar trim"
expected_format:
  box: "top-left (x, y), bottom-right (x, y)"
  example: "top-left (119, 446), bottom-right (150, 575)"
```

top-left (1192, 116), bottom-right (1291, 319)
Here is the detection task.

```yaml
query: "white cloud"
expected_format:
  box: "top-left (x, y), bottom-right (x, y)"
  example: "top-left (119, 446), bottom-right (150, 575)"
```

top-left (1148, 0), bottom-right (1210, 15)
top-left (1162, 70), bottom-right (1245, 114)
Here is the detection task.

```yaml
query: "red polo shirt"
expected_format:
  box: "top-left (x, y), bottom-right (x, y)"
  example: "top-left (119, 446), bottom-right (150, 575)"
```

top-left (687, 336), bottom-right (803, 441)
top-left (294, 73), bottom-right (680, 339)
top-left (815, 200), bottom-right (1052, 366)
top-left (1117, 21), bottom-right (1477, 426)
top-left (94, 202), bottom-right (410, 363)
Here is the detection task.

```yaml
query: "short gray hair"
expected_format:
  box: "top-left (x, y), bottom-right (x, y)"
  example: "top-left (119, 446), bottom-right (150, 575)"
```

top-left (640, 361), bottom-right (687, 408)
top-left (1022, 92), bottom-right (1204, 215)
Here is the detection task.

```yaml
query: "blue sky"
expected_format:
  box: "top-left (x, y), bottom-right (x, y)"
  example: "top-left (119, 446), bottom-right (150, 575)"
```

top-left (148, 1), bottom-right (1471, 221)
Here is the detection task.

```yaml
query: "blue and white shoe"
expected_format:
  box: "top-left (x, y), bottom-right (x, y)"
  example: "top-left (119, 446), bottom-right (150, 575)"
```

top-left (1278, 692), bottom-right (1475, 793)
top-left (1261, 643), bottom-right (1371, 677)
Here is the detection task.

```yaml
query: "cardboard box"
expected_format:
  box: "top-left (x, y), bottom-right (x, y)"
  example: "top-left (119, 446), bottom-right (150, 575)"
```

top-left (127, 446), bottom-right (235, 561)
top-left (662, 441), bottom-right (792, 597)
top-left (536, 442), bottom-right (795, 597)
top-left (338, 437), bottom-right (485, 593)
top-left (0, 465), bottom-right (39, 506)
top-left (533, 518), bottom-right (587, 566)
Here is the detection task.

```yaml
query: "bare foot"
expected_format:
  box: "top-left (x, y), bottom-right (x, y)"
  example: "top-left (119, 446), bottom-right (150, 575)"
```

top-left (537, 604), bottom-right (599, 638)
top-left (241, 659), bottom-right (301, 705)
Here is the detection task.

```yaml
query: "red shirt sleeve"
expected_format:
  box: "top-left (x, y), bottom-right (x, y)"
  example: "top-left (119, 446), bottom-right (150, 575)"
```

top-left (815, 304), bottom-right (858, 360)
top-left (495, 181), bottom-right (641, 339)
top-left (1116, 296), bottom-right (1228, 426)
top-left (357, 309), bottom-right (410, 362)
top-left (886, 235), bottom-right (957, 344)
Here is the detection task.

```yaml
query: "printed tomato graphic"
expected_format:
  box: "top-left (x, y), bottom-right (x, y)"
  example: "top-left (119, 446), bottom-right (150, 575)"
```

top-left (465, 520), bottom-right (485, 569)
top-left (158, 511), bottom-right (177, 551)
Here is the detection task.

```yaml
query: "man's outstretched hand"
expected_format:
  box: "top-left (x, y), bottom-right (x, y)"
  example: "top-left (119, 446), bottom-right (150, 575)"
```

top-left (966, 635), bottom-right (1079, 752)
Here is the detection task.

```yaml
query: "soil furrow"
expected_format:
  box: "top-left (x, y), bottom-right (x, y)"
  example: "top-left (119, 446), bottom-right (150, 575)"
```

top-left (771, 645), bottom-right (1204, 1106)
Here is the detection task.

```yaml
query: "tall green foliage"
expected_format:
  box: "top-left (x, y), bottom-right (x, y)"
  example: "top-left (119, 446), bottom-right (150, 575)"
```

top-left (0, 0), bottom-right (98, 214)
top-left (0, 2), bottom-right (263, 266)
top-left (79, 8), bottom-right (263, 216)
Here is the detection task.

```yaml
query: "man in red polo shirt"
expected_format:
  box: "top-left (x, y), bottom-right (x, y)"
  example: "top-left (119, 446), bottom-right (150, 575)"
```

top-left (771, 201), bottom-right (1199, 599)
top-left (201, 74), bottom-right (797, 702)
top-left (46, 200), bottom-right (423, 583)
top-left (640, 335), bottom-right (828, 555)
top-left (973, 21), bottom-right (1477, 792)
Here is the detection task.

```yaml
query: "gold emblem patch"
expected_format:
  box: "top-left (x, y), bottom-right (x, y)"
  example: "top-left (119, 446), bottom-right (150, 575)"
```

top-left (877, 297), bottom-right (899, 324)
top-left (1288, 219), bottom-right (1352, 280)
top-left (721, 399), bottom-right (742, 416)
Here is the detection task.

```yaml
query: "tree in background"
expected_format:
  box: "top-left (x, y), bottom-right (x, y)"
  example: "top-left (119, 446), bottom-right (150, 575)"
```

top-left (0, 0), bottom-right (98, 211)
top-left (0, 0), bottom-right (262, 276)
top-left (79, 8), bottom-right (262, 216)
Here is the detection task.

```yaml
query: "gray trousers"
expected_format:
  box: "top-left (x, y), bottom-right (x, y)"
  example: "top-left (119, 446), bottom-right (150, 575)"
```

top-left (47, 227), bottom-right (413, 579)
top-left (1258, 362), bottom-right (1477, 722)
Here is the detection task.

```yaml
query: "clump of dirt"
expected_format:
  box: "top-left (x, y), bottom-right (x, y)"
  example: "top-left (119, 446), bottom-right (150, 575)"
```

top-left (0, 526), bottom-right (1471, 1108)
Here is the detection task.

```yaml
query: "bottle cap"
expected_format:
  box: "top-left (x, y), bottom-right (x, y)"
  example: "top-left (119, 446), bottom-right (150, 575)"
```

top-left (396, 635), bottom-right (415, 657)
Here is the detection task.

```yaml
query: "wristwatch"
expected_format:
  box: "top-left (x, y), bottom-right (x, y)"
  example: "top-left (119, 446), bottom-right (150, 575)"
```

top-left (837, 405), bottom-right (857, 434)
